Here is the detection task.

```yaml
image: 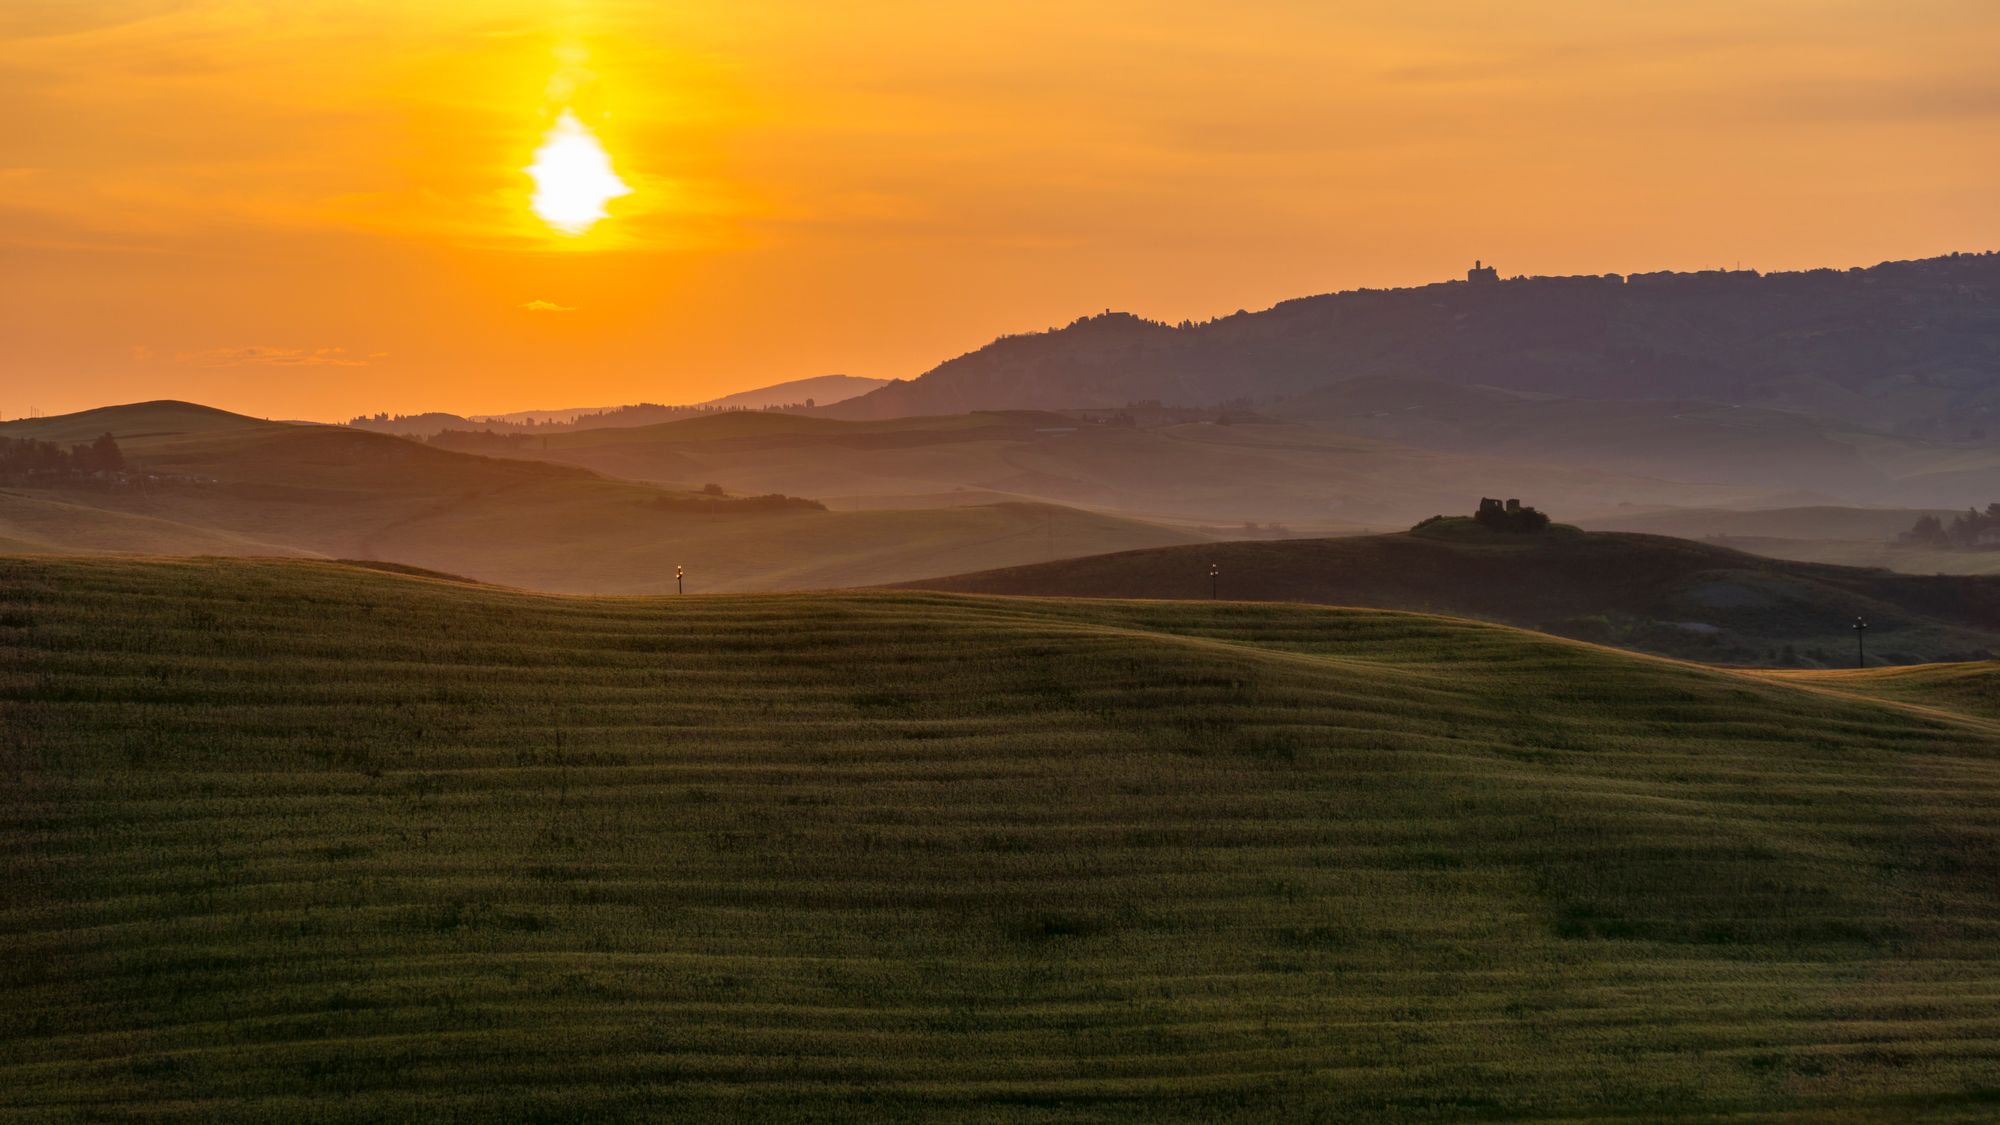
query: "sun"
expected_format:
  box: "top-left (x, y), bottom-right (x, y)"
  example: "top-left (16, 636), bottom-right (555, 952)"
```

top-left (525, 111), bottom-right (632, 235)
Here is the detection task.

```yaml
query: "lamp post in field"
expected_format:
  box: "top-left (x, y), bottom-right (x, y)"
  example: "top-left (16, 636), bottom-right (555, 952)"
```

top-left (676, 565), bottom-right (684, 596)
top-left (1853, 616), bottom-right (1868, 668)
top-left (1209, 563), bottom-right (1219, 600)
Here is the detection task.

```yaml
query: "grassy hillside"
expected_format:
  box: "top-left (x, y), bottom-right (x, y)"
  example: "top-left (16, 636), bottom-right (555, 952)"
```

top-left (5, 556), bottom-right (2000, 1120)
top-left (699, 373), bottom-right (888, 410)
top-left (0, 399), bottom-right (283, 446)
top-left (0, 403), bottom-right (1201, 592)
top-left (900, 519), bottom-right (2000, 665)
top-left (0, 490), bottom-right (313, 556)
top-left (1761, 661), bottom-right (2000, 726)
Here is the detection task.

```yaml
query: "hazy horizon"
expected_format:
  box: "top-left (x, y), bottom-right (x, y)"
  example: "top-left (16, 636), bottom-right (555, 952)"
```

top-left (11, 7), bottom-right (2000, 1119)
top-left (14, 244), bottom-right (2000, 425)
top-left (7, 1), bottom-right (1998, 420)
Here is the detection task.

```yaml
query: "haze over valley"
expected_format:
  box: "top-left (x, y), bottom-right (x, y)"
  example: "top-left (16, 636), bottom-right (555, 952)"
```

top-left (14, 253), bottom-right (2000, 588)
top-left (8, 3), bottom-right (2000, 1119)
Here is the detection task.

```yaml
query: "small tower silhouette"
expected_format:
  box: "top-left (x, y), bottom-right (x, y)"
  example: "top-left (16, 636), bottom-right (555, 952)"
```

top-left (1468, 260), bottom-right (1499, 284)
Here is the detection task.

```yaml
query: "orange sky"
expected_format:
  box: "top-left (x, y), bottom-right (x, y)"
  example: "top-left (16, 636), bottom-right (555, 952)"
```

top-left (4, 1), bottom-right (1998, 421)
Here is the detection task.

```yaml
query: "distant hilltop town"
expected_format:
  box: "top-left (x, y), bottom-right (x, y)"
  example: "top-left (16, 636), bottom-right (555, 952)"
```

top-left (1458, 249), bottom-right (2000, 289)
top-left (819, 248), bottom-right (2000, 437)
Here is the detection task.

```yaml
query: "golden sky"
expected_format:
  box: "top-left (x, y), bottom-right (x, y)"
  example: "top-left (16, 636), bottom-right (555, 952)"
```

top-left (4, 0), bottom-right (1998, 420)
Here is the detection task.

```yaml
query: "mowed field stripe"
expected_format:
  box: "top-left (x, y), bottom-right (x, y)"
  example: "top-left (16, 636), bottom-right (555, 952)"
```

top-left (6, 555), bottom-right (2000, 1120)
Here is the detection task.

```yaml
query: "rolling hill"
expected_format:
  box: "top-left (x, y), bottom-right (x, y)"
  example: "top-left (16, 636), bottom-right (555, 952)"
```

top-left (5, 555), bottom-right (2000, 1119)
top-left (695, 373), bottom-right (888, 410)
top-left (1572, 505), bottom-right (2000, 578)
top-left (321, 250), bottom-right (2000, 526)
top-left (1580, 504), bottom-right (1961, 542)
top-left (459, 379), bottom-right (2000, 525)
top-left (1717, 540), bottom-right (2000, 579)
top-left (1761, 660), bottom-right (2000, 726)
top-left (825, 251), bottom-right (2000, 439)
top-left (467, 407), bottom-right (1784, 526)
top-left (0, 399), bottom-right (288, 446)
top-left (1286, 377), bottom-right (2000, 507)
top-left (0, 401), bottom-right (1201, 592)
top-left (349, 374), bottom-right (890, 436)
top-left (1574, 504), bottom-right (2000, 578)
top-left (900, 519), bottom-right (2000, 666)
top-left (803, 255), bottom-right (2000, 518)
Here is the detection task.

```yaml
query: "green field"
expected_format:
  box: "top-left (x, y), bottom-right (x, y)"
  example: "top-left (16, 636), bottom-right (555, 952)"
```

top-left (1763, 662), bottom-right (2000, 726)
top-left (6, 555), bottom-right (2000, 1120)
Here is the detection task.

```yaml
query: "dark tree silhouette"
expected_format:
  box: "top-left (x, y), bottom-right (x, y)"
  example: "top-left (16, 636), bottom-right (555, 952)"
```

top-left (1902, 505), bottom-right (2000, 549)
top-left (1, 432), bottom-right (124, 476)
top-left (1473, 497), bottom-right (1550, 533)
top-left (88, 433), bottom-right (124, 472)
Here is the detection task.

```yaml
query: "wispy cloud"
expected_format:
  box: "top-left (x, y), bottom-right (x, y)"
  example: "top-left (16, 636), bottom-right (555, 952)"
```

top-left (519, 299), bottom-right (578, 312)
top-left (174, 345), bottom-right (384, 368)
top-left (0, 0), bottom-right (194, 41)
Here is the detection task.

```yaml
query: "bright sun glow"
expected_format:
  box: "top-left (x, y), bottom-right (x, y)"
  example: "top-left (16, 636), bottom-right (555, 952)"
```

top-left (525, 111), bottom-right (631, 235)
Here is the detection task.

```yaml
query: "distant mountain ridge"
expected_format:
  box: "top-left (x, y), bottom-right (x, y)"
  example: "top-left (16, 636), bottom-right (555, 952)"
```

top-left (826, 251), bottom-right (2000, 437)
top-left (694, 374), bottom-right (888, 412)
top-left (0, 399), bottom-right (1198, 592)
top-left (350, 374), bottom-right (888, 436)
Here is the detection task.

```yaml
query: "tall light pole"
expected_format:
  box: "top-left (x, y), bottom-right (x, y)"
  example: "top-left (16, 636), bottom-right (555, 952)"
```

top-left (1209, 563), bottom-right (1219, 600)
top-left (1853, 616), bottom-right (1867, 668)
top-left (676, 565), bottom-right (684, 596)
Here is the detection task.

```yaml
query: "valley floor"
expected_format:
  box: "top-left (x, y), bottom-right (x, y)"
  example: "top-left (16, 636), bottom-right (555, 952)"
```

top-left (5, 556), bottom-right (2000, 1120)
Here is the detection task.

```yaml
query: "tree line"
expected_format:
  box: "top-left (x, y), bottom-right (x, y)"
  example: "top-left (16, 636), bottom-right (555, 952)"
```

top-left (356, 399), bottom-right (829, 438)
top-left (1902, 505), bottom-right (2000, 549)
top-left (0, 432), bottom-right (124, 475)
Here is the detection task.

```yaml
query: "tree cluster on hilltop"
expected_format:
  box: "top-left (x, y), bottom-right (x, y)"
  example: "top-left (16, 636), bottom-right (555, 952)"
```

top-left (1473, 497), bottom-right (1551, 533)
top-left (1902, 505), bottom-right (2000, 549)
top-left (0, 432), bottom-right (124, 476)
top-left (1410, 499), bottom-right (1553, 534)
top-left (649, 492), bottom-right (826, 514)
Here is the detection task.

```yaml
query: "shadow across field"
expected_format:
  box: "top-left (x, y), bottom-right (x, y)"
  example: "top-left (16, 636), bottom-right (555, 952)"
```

top-left (899, 519), bottom-right (2000, 666)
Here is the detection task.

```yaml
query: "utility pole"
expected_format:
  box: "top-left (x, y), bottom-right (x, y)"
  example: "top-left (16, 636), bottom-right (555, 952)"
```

top-left (1209, 563), bottom-right (1219, 600)
top-left (676, 565), bottom-right (684, 596)
top-left (1853, 617), bottom-right (1867, 668)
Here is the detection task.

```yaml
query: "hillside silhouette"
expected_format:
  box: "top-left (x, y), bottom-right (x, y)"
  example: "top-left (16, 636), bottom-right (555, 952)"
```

top-left (827, 251), bottom-right (2000, 439)
top-left (348, 374), bottom-right (889, 437)
top-left (0, 401), bottom-right (1198, 591)
top-left (317, 253), bottom-right (2000, 523)
top-left (453, 405), bottom-right (1796, 525)
top-left (900, 518), bottom-right (2000, 666)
